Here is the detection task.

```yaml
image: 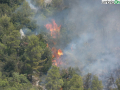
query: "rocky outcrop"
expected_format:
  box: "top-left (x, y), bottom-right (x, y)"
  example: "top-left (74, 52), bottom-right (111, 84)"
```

top-left (32, 75), bottom-right (40, 86)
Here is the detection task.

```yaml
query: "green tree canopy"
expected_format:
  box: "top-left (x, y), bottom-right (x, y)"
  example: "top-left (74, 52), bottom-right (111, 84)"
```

top-left (45, 65), bottom-right (63, 90)
top-left (0, 15), bottom-right (15, 35)
top-left (68, 74), bottom-right (84, 90)
top-left (52, 0), bottom-right (63, 8)
top-left (83, 73), bottom-right (92, 90)
top-left (21, 35), bottom-right (46, 76)
top-left (11, 1), bottom-right (36, 30)
top-left (91, 75), bottom-right (103, 90)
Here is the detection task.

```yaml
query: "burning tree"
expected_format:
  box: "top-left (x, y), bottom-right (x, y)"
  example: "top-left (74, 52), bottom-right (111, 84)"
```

top-left (45, 19), bottom-right (61, 38)
top-left (45, 20), bottom-right (63, 66)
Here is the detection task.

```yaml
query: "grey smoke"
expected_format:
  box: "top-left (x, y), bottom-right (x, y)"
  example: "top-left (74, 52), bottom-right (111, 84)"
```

top-left (44, 0), bottom-right (52, 7)
top-left (26, 0), bottom-right (38, 11)
top-left (25, 0), bottom-right (120, 85)
top-left (62, 0), bottom-right (120, 82)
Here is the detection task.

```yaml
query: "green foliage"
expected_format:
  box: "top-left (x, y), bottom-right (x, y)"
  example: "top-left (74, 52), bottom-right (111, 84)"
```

top-left (52, 0), bottom-right (63, 8)
top-left (0, 0), bottom-right (10, 4)
top-left (0, 0), bottom-right (52, 90)
top-left (91, 75), bottom-right (103, 90)
top-left (45, 65), bottom-right (63, 90)
top-left (3, 57), bottom-right (17, 76)
top-left (68, 74), bottom-right (84, 90)
top-left (0, 42), bottom-right (6, 60)
top-left (61, 67), bottom-right (81, 90)
top-left (88, 88), bottom-right (91, 90)
top-left (0, 26), bottom-right (4, 42)
top-left (61, 67), bottom-right (80, 79)
top-left (0, 4), bottom-right (12, 17)
top-left (2, 30), bottom-right (20, 55)
top-left (37, 34), bottom-right (47, 48)
top-left (0, 78), bottom-right (9, 88)
top-left (8, 0), bottom-right (24, 7)
top-left (41, 48), bottom-right (52, 73)
top-left (11, 1), bottom-right (35, 30)
top-left (116, 78), bottom-right (120, 90)
top-left (0, 0), bottom-right (24, 6)
top-left (24, 35), bottom-right (45, 72)
top-left (38, 34), bottom-right (52, 72)
top-left (83, 73), bottom-right (92, 90)
top-left (0, 71), bottom-right (38, 90)
top-left (0, 14), bottom-right (10, 29)
top-left (0, 15), bottom-right (15, 35)
top-left (42, 7), bottom-right (56, 17)
top-left (19, 34), bottom-right (52, 75)
top-left (32, 0), bottom-right (45, 8)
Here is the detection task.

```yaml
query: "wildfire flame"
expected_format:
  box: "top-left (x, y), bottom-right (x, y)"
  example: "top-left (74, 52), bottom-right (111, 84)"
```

top-left (52, 49), bottom-right (63, 66)
top-left (60, 88), bottom-right (63, 90)
top-left (52, 60), bottom-right (57, 66)
top-left (46, 43), bottom-right (49, 47)
top-left (58, 49), bottom-right (63, 56)
top-left (45, 20), bottom-right (63, 66)
top-left (45, 19), bottom-right (61, 38)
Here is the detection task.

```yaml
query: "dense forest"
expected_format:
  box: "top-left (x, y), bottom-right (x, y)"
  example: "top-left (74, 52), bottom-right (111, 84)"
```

top-left (0, 0), bottom-right (120, 90)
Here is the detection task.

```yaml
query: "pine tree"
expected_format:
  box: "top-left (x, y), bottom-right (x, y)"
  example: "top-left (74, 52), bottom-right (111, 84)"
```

top-left (91, 75), bottom-right (103, 90)
top-left (45, 65), bottom-right (63, 90)
top-left (68, 74), bottom-right (84, 90)
top-left (2, 30), bottom-right (20, 55)
top-left (83, 73), bottom-right (92, 90)
top-left (23, 35), bottom-right (45, 75)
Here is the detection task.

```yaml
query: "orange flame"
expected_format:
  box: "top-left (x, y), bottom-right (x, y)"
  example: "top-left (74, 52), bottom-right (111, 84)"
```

top-left (46, 43), bottom-right (49, 47)
top-left (52, 55), bottom-right (55, 58)
top-left (52, 60), bottom-right (57, 66)
top-left (51, 48), bottom-right (63, 66)
top-left (60, 88), bottom-right (63, 90)
top-left (58, 49), bottom-right (63, 56)
top-left (45, 20), bottom-right (61, 38)
top-left (45, 20), bottom-right (63, 66)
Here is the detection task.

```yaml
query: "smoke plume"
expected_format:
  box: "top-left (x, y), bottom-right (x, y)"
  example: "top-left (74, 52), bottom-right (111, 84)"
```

top-left (26, 0), bottom-right (120, 86)
top-left (62, 0), bottom-right (120, 84)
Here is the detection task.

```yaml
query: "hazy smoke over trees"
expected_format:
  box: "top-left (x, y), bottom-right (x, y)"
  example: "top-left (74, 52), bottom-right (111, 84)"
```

top-left (26, 0), bottom-right (120, 84)
top-left (62, 0), bottom-right (120, 78)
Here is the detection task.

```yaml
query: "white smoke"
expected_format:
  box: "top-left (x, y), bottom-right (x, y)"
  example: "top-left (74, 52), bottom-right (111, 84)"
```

top-left (26, 0), bottom-right (38, 11)
top-left (20, 29), bottom-right (25, 39)
top-left (24, 0), bottom-right (120, 83)
top-left (61, 0), bottom-right (120, 80)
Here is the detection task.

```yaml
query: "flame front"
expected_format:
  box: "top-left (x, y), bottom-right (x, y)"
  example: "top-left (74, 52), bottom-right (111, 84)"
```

top-left (58, 49), bottom-right (63, 56)
top-left (45, 20), bottom-right (63, 66)
top-left (45, 19), bottom-right (61, 38)
top-left (52, 48), bottom-right (63, 66)
top-left (46, 43), bottom-right (49, 47)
